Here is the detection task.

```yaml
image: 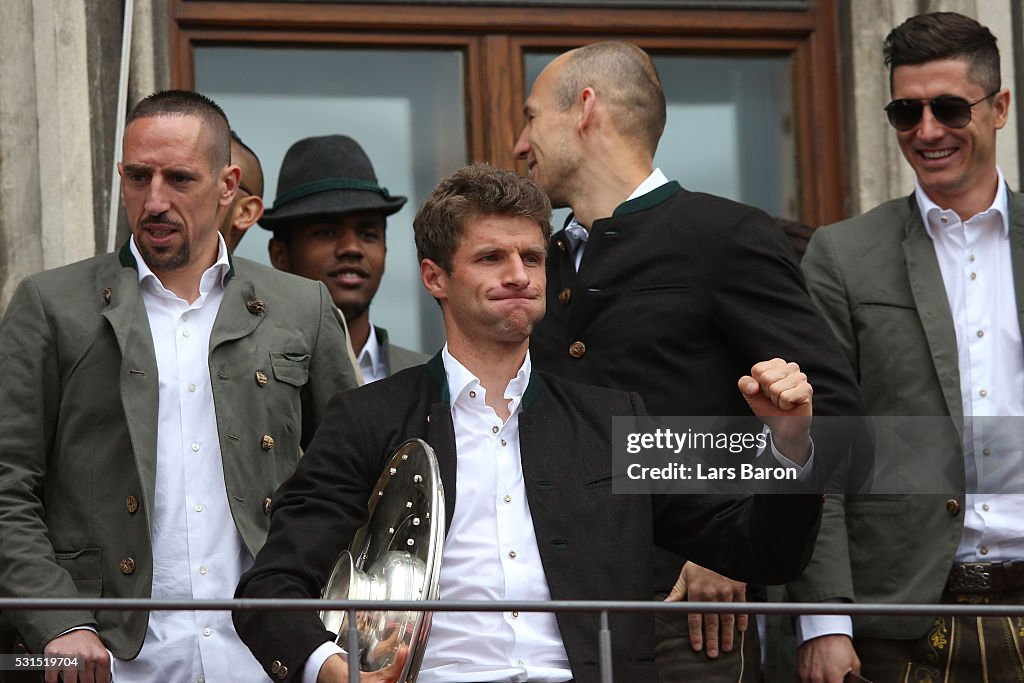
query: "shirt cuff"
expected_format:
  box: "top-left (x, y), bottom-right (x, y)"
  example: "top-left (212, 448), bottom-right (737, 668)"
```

top-left (303, 641), bottom-right (345, 683)
top-left (52, 627), bottom-right (115, 681)
top-left (767, 430), bottom-right (815, 482)
top-left (796, 614), bottom-right (853, 645)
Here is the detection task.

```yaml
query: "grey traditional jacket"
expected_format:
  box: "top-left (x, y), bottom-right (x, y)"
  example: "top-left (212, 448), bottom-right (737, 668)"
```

top-left (788, 189), bottom-right (1024, 637)
top-left (0, 245), bottom-right (358, 658)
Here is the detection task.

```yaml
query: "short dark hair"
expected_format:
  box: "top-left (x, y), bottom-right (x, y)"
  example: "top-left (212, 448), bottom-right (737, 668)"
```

top-left (126, 90), bottom-right (232, 168)
top-left (554, 41), bottom-right (666, 155)
top-left (884, 12), bottom-right (1000, 93)
top-left (414, 164), bottom-right (551, 273)
top-left (230, 130), bottom-right (264, 196)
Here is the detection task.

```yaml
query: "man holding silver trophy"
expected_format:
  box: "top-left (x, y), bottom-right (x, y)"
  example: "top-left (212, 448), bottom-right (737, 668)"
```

top-left (234, 164), bottom-right (824, 683)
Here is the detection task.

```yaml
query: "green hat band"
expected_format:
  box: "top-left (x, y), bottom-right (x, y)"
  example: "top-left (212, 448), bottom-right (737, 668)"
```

top-left (272, 177), bottom-right (392, 210)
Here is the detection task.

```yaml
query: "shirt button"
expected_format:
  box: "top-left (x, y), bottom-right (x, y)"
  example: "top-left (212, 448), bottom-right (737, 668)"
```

top-left (197, 677), bottom-right (205, 683)
top-left (980, 389), bottom-right (988, 397)
top-left (194, 503), bottom-right (204, 512)
top-left (188, 383), bottom-right (197, 392)
top-left (191, 442), bottom-right (200, 452)
top-left (501, 439), bottom-right (507, 447)
top-left (970, 272), bottom-right (977, 280)
top-left (182, 329), bottom-right (191, 338)
top-left (492, 426), bottom-right (499, 434)
top-left (977, 330), bottom-right (984, 338)
top-left (199, 565), bottom-right (208, 575)
top-left (983, 503), bottom-right (990, 511)
top-left (202, 628), bottom-right (211, 637)
top-left (469, 390), bottom-right (477, 398)
top-left (512, 611), bottom-right (519, 618)
top-left (504, 495), bottom-right (512, 503)
top-left (969, 254), bottom-right (976, 262)
top-left (980, 546), bottom-right (989, 555)
top-left (558, 288), bottom-right (572, 305)
top-left (569, 340), bottom-right (586, 358)
top-left (509, 550), bottom-right (517, 559)
top-left (940, 216), bottom-right (948, 223)
top-left (983, 448), bottom-right (991, 456)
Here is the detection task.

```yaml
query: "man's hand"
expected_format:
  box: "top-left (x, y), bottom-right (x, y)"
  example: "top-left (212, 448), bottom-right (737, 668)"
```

top-left (796, 634), bottom-right (861, 683)
top-left (738, 358), bottom-right (812, 464)
top-left (664, 561), bottom-right (747, 658)
top-left (43, 630), bottom-right (110, 683)
top-left (317, 647), bottom-right (409, 683)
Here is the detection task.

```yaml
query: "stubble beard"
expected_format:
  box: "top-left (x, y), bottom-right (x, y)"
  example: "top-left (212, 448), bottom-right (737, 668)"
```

top-left (136, 237), bottom-right (190, 273)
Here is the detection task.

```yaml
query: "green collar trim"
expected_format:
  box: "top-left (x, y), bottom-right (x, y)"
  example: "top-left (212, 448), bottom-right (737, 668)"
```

top-left (611, 181), bottom-right (682, 218)
top-left (117, 240), bottom-right (236, 279)
top-left (427, 352), bottom-right (450, 403)
top-left (272, 177), bottom-right (391, 210)
top-left (426, 350), bottom-right (544, 409)
top-left (118, 241), bottom-right (136, 269)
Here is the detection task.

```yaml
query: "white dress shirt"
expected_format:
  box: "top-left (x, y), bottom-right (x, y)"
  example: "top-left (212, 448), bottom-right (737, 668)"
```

top-left (562, 168), bottom-right (669, 271)
top-left (112, 235), bottom-right (266, 683)
top-left (357, 323), bottom-right (387, 384)
top-left (798, 169), bottom-right (1024, 645)
top-left (304, 346), bottom-right (571, 683)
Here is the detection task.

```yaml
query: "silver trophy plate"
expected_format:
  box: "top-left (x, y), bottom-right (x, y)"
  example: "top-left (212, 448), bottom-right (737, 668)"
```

top-left (321, 438), bottom-right (445, 682)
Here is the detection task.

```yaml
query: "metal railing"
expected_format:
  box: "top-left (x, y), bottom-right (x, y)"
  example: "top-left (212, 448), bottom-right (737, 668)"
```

top-left (4, 597), bottom-right (1024, 682)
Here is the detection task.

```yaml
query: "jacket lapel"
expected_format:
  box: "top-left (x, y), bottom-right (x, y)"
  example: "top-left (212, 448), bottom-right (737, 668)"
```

top-left (210, 274), bottom-right (264, 351)
top-left (901, 199), bottom-right (963, 426)
top-left (425, 353), bottom-right (457, 534)
top-left (100, 257), bottom-right (161, 518)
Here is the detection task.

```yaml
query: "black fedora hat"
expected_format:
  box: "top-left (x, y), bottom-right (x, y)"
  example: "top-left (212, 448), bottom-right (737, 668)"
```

top-left (259, 135), bottom-right (407, 230)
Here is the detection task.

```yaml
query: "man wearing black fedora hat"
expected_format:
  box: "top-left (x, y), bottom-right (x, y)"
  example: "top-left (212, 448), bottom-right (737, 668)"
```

top-left (261, 135), bottom-right (428, 384)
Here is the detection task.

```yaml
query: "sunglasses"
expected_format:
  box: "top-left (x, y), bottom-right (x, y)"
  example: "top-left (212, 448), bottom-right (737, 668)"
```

top-left (884, 90), bottom-right (999, 131)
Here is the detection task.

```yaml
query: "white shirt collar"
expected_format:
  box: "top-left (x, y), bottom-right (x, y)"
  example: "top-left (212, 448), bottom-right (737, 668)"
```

top-left (129, 233), bottom-right (232, 298)
top-left (915, 167), bottom-right (1009, 240)
top-left (627, 167), bottom-right (670, 201)
top-left (357, 323), bottom-right (385, 383)
top-left (441, 343), bottom-right (531, 406)
top-left (563, 167), bottom-right (669, 241)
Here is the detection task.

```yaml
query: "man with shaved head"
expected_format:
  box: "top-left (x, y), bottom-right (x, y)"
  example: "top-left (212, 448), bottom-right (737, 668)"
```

top-left (219, 131), bottom-right (266, 253)
top-left (516, 41), bottom-right (862, 682)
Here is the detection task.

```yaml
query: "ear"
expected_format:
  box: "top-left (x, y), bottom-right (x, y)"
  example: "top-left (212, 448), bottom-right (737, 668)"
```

top-left (578, 86), bottom-right (598, 132)
top-left (220, 164), bottom-right (241, 207)
top-left (420, 258), bottom-right (448, 301)
top-left (235, 195), bottom-right (265, 232)
top-left (268, 238), bottom-right (291, 272)
top-left (993, 88), bottom-right (1011, 130)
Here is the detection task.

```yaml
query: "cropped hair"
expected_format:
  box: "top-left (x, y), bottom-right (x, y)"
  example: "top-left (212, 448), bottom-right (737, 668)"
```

top-left (126, 90), bottom-right (232, 168)
top-left (554, 42), bottom-right (666, 155)
top-left (883, 12), bottom-right (1000, 93)
top-left (414, 164), bottom-right (551, 273)
top-left (230, 130), bottom-right (264, 197)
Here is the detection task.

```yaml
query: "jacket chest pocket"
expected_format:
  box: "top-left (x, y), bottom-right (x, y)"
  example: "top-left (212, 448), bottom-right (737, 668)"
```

top-left (270, 352), bottom-right (311, 386)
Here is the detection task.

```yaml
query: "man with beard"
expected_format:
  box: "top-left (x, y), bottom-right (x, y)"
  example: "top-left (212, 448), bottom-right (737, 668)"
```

top-left (0, 90), bottom-right (358, 683)
top-left (263, 135), bottom-right (428, 383)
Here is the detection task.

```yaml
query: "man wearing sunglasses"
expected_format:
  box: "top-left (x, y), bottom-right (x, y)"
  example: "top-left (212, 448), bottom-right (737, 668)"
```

top-left (791, 12), bottom-right (1021, 682)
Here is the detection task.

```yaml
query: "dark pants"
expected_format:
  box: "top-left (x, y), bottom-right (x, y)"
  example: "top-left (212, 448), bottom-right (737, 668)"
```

top-left (654, 593), bottom-right (761, 683)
